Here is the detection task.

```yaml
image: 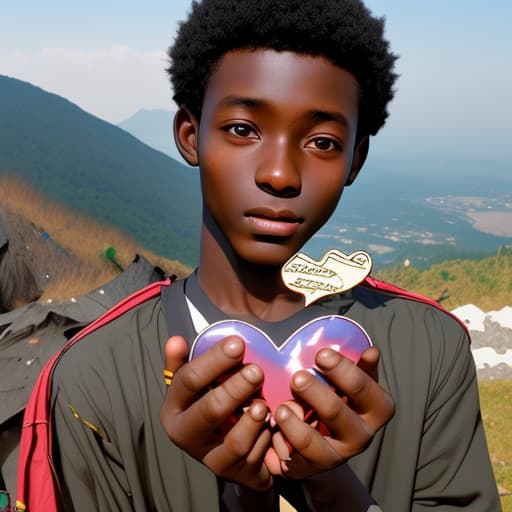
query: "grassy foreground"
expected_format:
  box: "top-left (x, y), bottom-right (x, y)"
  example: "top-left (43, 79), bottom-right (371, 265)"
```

top-left (375, 249), bottom-right (512, 312)
top-left (480, 380), bottom-right (512, 511)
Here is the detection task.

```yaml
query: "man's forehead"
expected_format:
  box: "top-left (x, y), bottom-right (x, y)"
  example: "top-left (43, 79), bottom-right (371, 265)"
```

top-left (209, 48), bottom-right (358, 84)
top-left (203, 49), bottom-right (360, 115)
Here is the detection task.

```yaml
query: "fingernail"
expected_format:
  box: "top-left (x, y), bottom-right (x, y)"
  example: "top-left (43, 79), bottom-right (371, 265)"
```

top-left (242, 364), bottom-right (263, 384)
top-left (275, 404), bottom-right (291, 421)
top-left (292, 371), bottom-right (310, 389)
top-left (250, 401), bottom-right (268, 421)
top-left (316, 348), bottom-right (339, 369)
top-left (223, 336), bottom-right (244, 358)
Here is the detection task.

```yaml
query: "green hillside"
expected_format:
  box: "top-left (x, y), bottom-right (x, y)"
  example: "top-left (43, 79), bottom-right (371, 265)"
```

top-left (375, 246), bottom-right (512, 310)
top-left (0, 75), bottom-right (201, 265)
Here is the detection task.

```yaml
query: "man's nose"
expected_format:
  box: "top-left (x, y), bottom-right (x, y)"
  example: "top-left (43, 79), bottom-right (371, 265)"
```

top-left (255, 138), bottom-right (301, 197)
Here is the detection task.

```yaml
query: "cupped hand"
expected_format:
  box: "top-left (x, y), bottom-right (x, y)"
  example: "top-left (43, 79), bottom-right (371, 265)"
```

top-left (160, 335), bottom-right (274, 491)
top-left (268, 346), bottom-right (395, 479)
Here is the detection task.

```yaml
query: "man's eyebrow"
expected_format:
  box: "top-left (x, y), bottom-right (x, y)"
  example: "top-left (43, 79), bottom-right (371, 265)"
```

top-left (219, 96), bottom-right (349, 127)
top-left (308, 109), bottom-right (349, 128)
top-left (221, 95), bottom-right (264, 108)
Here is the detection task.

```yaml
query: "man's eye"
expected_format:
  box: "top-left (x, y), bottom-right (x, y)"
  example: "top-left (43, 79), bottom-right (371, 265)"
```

top-left (308, 137), bottom-right (341, 151)
top-left (226, 124), bottom-right (255, 138)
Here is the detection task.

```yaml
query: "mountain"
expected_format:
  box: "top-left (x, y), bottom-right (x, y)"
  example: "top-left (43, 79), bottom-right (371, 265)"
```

top-left (0, 75), bottom-right (201, 265)
top-left (118, 109), bottom-right (186, 164)
top-left (1, 74), bottom-right (511, 270)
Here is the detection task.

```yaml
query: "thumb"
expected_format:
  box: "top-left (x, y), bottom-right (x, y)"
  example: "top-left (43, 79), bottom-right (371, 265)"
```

top-left (164, 335), bottom-right (189, 375)
top-left (357, 346), bottom-right (380, 381)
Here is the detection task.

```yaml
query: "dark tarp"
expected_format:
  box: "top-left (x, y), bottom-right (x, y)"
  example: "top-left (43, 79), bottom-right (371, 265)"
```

top-left (0, 254), bottom-right (165, 496)
top-left (0, 207), bottom-right (75, 312)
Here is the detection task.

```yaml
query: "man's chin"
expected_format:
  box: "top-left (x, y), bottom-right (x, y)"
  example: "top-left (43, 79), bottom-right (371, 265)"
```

top-left (238, 241), bottom-right (303, 269)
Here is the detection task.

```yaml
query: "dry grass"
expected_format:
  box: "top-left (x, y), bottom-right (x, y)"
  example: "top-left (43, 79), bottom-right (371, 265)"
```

top-left (480, 380), bottom-right (512, 511)
top-left (0, 175), bottom-right (191, 304)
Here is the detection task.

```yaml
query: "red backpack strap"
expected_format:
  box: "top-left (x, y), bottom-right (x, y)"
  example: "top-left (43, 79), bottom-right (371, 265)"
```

top-left (362, 275), bottom-right (470, 337)
top-left (16, 279), bottom-right (172, 512)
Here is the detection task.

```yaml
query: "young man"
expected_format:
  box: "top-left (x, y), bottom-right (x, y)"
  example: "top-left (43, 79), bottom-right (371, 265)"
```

top-left (17, 0), bottom-right (499, 510)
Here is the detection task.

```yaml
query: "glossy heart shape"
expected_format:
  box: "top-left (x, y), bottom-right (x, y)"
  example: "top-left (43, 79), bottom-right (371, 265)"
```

top-left (189, 315), bottom-right (372, 413)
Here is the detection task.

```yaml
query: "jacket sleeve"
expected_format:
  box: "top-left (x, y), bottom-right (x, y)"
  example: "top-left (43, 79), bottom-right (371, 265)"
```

top-left (51, 365), bottom-right (136, 512)
top-left (412, 319), bottom-right (500, 511)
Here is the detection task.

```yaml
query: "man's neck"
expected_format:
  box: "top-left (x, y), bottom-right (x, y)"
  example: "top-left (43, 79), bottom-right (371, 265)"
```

top-left (197, 227), bottom-right (304, 323)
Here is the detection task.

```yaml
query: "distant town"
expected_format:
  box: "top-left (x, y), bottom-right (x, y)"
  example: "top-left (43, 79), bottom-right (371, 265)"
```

top-left (426, 194), bottom-right (512, 237)
top-left (308, 192), bottom-right (512, 269)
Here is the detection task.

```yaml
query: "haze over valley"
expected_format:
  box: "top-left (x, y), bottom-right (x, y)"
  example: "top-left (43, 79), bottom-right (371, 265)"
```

top-left (120, 109), bottom-right (512, 269)
top-left (2, 78), bottom-right (511, 270)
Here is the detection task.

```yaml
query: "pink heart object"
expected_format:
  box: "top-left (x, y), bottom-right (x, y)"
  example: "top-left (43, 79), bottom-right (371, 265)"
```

top-left (189, 315), bottom-right (372, 413)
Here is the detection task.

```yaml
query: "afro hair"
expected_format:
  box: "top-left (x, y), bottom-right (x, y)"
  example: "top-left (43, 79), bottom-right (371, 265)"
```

top-left (168, 0), bottom-right (398, 136)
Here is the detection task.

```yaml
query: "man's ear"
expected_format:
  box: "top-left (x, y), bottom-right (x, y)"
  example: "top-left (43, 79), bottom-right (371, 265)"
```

top-left (346, 135), bottom-right (369, 186)
top-left (173, 107), bottom-right (200, 166)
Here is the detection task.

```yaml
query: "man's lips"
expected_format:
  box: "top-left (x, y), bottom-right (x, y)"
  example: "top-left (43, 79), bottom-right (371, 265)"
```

top-left (245, 207), bottom-right (303, 237)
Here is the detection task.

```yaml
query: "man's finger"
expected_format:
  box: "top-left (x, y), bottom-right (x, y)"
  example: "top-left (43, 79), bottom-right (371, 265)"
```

top-left (205, 401), bottom-right (271, 476)
top-left (165, 363), bottom-right (264, 458)
top-left (314, 349), bottom-right (394, 432)
top-left (164, 335), bottom-right (189, 376)
top-left (357, 346), bottom-right (380, 381)
top-left (166, 335), bottom-right (246, 412)
top-left (289, 370), bottom-right (376, 452)
top-left (274, 404), bottom-right (339, 470)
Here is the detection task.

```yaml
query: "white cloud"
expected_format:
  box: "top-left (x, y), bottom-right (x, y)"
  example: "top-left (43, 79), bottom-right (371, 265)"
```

top-left (0, 45), bottom-right (174, 123)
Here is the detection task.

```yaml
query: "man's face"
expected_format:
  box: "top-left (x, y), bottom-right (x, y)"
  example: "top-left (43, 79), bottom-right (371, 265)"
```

top-left (196, 49), bottom-right (361, 267)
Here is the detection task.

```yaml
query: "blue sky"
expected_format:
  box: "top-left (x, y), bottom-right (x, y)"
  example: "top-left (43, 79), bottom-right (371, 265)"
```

top-left (1, 1), bottom-right (511, 162)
